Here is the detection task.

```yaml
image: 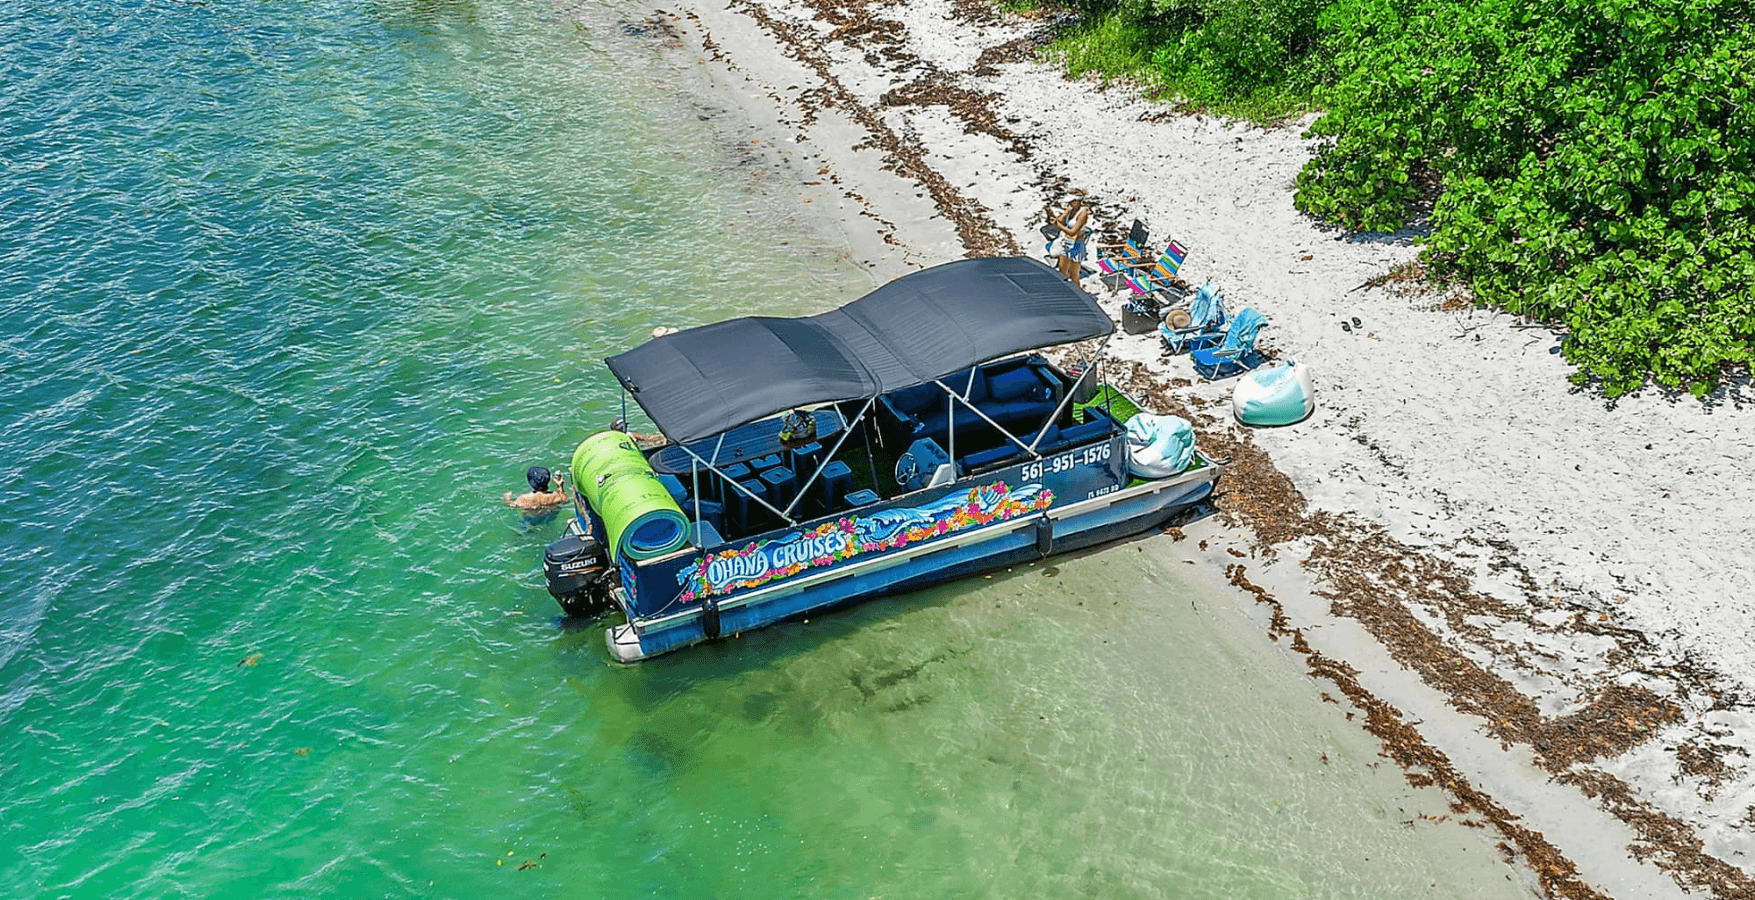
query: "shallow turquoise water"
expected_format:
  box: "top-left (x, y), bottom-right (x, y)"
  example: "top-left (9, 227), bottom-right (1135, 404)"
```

top-left (1, 2), bottom-right (1537, 897)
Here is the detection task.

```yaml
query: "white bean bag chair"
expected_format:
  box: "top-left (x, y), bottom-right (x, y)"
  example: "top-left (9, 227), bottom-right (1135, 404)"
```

top-left (1232, 359), bottom-right (1314, 426)
top-left (1124, 413), bottom-right (1195, 478)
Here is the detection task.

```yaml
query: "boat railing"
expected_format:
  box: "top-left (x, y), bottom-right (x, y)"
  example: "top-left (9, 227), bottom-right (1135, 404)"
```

top-left (631, 347), bottom-right (1134, 559)
top-left (668, 396), bottom-right (879, 544)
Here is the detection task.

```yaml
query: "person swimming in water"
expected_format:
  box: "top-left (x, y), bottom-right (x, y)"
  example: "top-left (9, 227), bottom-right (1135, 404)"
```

top-left (505, 465), bottom-right (568, 519)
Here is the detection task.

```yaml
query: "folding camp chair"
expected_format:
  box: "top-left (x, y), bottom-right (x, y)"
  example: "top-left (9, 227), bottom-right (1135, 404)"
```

top-left (1191, 307), bottom-right (1268, 380)
top-left (1160, 282), bottom-right (1228, 354)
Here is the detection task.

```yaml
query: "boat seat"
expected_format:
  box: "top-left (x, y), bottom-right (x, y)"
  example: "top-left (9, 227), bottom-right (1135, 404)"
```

top-left (725, 477), bottom-right (770, 536)
top-left (844, 489), bottom-right (880, 508)
top-left (1079, 403), bottom-right (1127, 430)
top-left (710, 462), bottom-right (752, 503)
top-left (875, 361), bottom-right (1064, 452)
top-left (788, 441), bottom-right (824, 476)
top-left (687, 498), bottom-right (725, 536)
top-left (960, 419), bottom-right (1117, 474)
top-left (961, 426), bottom-right (1058, 473)
top-left (760, 466), bottom-right (799, 510)
top-left (656, 473), bottom-right (688, 506)
top-left (1052, 418), bottom-right (1114, 449)
top-left (814, 460), bottom-right (853, 513)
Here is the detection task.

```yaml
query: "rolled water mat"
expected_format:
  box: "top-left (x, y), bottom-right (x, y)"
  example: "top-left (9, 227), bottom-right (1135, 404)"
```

top-left (1123, 413), bottom-right (1195, 478)
top-left (570, 432), bottom-right (689, 561)
top-left (572, 431), bottom-right (651, 506)
top-left (1232, 359), bottom-right (1314, 427)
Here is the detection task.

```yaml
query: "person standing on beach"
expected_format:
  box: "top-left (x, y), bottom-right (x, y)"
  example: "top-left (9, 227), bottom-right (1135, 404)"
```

top-left (1046, 199), bottom-right (1090, 282)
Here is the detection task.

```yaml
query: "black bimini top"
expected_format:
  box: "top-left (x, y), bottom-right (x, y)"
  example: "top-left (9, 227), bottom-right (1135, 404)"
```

top-left (605, 257), bottom-right (1113, 444)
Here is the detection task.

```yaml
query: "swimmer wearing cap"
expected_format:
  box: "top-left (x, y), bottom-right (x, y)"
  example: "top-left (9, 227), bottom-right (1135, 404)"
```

top-left (505, 465), bottom-right (568, 511)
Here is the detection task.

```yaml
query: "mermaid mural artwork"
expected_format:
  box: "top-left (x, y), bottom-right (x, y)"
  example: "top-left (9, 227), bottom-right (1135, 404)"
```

top-left (676, 482), bottom-right (1053, 603)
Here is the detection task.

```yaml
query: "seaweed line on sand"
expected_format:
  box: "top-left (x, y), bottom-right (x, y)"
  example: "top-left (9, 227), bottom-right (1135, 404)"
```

top-left (726, 0), bottom-right (1117, 257)
top-left (1113, 358), bottom-right (1755, 900)
top-left (1223, 562), bottom-right (1609, 900)
top-left (723, 0), bottom-right (1020, 257)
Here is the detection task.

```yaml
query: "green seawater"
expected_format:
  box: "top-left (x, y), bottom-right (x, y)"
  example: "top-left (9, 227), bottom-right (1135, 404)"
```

top-left (0, 1), bottom-right (1539, 897)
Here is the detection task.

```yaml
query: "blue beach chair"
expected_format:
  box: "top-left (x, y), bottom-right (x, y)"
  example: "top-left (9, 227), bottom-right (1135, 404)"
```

top-left (1159, 282), bottom-right (1228, 354)
top-left (1191, 307), bottom-right (1268, 380)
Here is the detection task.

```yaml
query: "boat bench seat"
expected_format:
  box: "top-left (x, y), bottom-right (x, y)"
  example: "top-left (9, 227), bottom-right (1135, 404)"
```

top-left (1078, 403), bottom-right (1128, 430)
top-left (959, 418), bottom-right (1116, 473)
top-left (877, 362), bottom-right (1063, 451)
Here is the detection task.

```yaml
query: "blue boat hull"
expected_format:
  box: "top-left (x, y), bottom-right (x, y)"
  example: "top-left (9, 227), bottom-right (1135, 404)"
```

top-left (603, 463), bottom-right (1218, 662)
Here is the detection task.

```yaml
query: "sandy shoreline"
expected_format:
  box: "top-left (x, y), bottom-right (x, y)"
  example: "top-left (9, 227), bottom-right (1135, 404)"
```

top-left (583, 0), bottom-right (1755, 895)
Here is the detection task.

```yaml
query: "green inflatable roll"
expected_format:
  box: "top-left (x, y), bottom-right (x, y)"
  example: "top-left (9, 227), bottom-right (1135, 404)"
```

top-left (571, 432), bottom-right (651, 507)
top-left (570, 432), bottom-right (689, 561)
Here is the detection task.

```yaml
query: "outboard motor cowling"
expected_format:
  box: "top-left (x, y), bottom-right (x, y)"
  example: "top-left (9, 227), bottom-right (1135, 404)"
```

top-left (544, 532), bottom-right (615, 617)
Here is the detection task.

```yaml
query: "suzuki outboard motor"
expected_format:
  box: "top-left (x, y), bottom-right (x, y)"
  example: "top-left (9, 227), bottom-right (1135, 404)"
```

top-left (543, 532), bottom-right (615, 617)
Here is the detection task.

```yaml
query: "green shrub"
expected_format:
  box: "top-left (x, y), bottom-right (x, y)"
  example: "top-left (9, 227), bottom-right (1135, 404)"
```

top-left (1295, 0), bottom-right (1755, 395)
top-left (1146, 0), bottom-right (1329, 117)
top-left (1048, 0), bottom-right (1329, 120)
top-left (1053, 12), bottom-right (1165, 82)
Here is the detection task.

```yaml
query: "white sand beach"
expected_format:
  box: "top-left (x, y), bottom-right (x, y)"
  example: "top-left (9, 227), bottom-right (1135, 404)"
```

top-left (583, 0), bottom-right (1755, 895)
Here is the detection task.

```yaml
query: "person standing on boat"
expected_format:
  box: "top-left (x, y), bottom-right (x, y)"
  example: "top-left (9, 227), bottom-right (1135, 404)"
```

top-left (1045, 199), bottom-right (1090, 282)
top-left (505, 465), bottom-right (568, 523)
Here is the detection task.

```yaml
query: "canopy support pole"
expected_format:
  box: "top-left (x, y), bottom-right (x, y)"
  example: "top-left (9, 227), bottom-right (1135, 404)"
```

top-left (781, 398), bottom-right (875, 521)
top-left (1029, 334), bottom-right (1113, 453)
top-left (1099, 349), bottom-right (1114, 419)
top-left (945, 393), bottom-right (953, 467)
top-left (687, 434), bottom-right (727, 549)
top-left (677, 444), bottom-right (794, 527)
top-left (859, 412), bottom-right (880, 499)
top-left (945, 368), bottom-right (979, 473)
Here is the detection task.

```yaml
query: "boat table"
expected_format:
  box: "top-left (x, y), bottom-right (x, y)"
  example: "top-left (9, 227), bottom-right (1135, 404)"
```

top-left (646, 408), bottom-right (845, 476)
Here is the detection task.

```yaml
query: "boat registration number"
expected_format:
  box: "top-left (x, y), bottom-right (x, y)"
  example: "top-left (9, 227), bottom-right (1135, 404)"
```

top-left (1017, 442), bottom-right (1111, 481)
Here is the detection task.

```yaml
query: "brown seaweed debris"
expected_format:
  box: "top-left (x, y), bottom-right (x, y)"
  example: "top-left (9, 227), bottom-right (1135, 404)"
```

top-left (1675, 741), bottom-right (1748, 800)
top-left (880, 72), bottom-right (1031, 157)
top-left (725, 0), bottom-right (1019, 256)
top-left (973, 37), bottom-right (1040, 74)
top-left (1107, 356), bottom-right (1755, 898)
top-left (1227, 563), bottom-right (1610, 900)
top-left (948, 0), bottom-right (998, 25)
top-left (1561, 769), bottom-right (1755, 898)
top-left (770, 0), bottom-right (1091, 248)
